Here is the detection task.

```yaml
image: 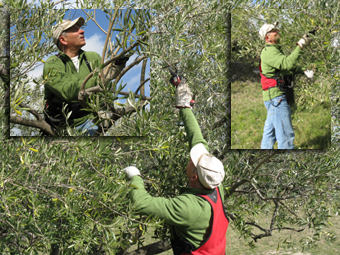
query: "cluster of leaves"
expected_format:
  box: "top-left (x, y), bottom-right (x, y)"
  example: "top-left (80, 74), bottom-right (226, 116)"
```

top-left (1, 140), bottom-right (340, 253)
top-left (0, 137), bottom-right (167, 254)
top-left (224, 149), bottom-right (340, 250)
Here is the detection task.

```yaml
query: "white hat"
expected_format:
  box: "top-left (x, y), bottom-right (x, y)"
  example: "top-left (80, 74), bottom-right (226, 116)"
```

top-left (190, 143), bottom-right (225, 189)
top-left (52, 17), bottom-right (85, 45)
top-left (259, 21), bottom-right (279, 40)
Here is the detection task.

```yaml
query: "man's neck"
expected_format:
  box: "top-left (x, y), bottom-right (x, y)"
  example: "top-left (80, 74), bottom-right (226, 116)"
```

top-left (189, 180), bottom-right (208, 190)
top-left (65, 48), bottom-right (81, 58)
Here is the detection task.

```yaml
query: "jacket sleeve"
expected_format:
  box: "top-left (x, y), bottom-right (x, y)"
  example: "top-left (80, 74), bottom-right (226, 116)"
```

top-left (179, 108), bottom-right (209, 151)
top-left (263, 45), bottom-right (303, 72)
top-left (129, 176), bottom-right (203, 226)
top-left (43, 56), bottom-right (99, 103)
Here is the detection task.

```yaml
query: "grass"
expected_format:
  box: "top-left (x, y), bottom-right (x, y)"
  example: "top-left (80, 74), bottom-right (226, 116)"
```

top-left (231, 79), bottom-right (331, 149)
top-left (127, 213), bottom-right (340, 255)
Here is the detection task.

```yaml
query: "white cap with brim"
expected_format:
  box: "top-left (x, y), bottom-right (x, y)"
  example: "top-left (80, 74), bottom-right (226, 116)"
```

top-left (52, 17), bottom-right (85, 45)
top-left (190, 143), bottom-right (225, 189)
top-left (259, 21), bottom-right (279, 40)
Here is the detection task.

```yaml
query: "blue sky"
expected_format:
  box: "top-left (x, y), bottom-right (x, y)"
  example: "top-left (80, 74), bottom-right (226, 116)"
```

top-left (27, 9), bottom-right (150, 101)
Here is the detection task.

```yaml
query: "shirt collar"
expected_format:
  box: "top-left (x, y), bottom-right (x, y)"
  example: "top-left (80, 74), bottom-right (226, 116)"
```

top-left (265, 43), bottom-right (281, 49)
top-left (57, 49), bottom-right (85, 59)
top-left (179, 186), bottom-right (215, 195)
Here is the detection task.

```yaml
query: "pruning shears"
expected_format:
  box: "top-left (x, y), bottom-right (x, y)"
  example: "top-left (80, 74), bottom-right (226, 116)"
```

top-left (164, 63), bottom-right (196, 107)
top-left (307, 26), bottom-right (319, 36)
top-left (168, 66), bottom-right (182, 87)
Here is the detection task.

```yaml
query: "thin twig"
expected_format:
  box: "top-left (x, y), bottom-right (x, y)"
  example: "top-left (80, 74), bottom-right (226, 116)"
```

top-left (134, 78), bottom-right (150, 94)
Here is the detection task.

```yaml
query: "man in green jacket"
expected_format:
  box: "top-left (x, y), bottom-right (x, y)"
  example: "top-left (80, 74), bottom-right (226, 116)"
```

top-left (259, 22), bottom-right (314, 149)
top-left (43, 17), bottom-right (127, 135)
top-left (122, 78), bottom-right (228, 254)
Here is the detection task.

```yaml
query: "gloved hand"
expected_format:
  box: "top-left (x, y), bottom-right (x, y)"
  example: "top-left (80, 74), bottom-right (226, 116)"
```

top-left (121, 166), bottom-right (141, 179)
top-left (175, 78), bottom-right (193, 108)
top-left (102, 56), bottom-right (129, 83)
top-left (304, 69), bottom-right (314, 79)
top-left (297, 34), bottom-right (313, 50)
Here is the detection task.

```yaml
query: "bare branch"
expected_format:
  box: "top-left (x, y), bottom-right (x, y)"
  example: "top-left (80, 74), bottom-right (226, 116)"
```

top-left (225, 179), bottom-right (250, 198)
top-left (100, 8), bottom-right (121, 85)
top-left (135, 78), bottom-right (150, 94)
top-left (81, 9), bottom-right (107, 34)
top-left (10, 116), bottom-right (54, 136)
top-left (278, 201), bottom-right (299, 218)
top-left (140, 58), bottom-right (148, 96)
top-left (79, 35), bottom-right (147, 101)
top-left (246, 222), bottom-right (267, 233)
top-left (272, 225), bottom-right (310, 232)
top-left (19, 103), bottom-right (42, 121)
top-left (269, 201), bottom-right (279, 230)
top-left (251, 151), bottom-right (279, 178)
top-left (250, 182), bottom-right (266, 200)
top-left (115, 54), bottom-right (149, 84)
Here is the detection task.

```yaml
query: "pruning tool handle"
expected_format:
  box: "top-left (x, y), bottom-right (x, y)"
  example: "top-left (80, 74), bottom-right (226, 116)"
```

top-left (168, 67), bottom-right (182, 87)
top-left (307, 26), bottom-right (319, 36)
top-left (167, 67), bottom-right (177, 76)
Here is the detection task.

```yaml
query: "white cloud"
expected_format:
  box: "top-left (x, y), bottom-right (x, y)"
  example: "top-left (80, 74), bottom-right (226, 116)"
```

top-left (82, 33), bottom-right (105, 56)
top-left (126, 74), bottom-right (141, 91)
top-left (28, 62), bottom-right (45, 79)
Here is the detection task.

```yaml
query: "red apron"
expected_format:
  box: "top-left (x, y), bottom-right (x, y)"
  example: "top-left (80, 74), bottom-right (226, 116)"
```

top-left (181, 188), bottom-right (229, 255)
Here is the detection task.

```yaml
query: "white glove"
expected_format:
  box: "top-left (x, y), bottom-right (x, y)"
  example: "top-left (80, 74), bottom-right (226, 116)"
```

top-left (304, 69), bottom-right (314, 79)
top-left (175, 78), bottom-right (193, 108)
top-left (122, 166), bottom-right (141, 179)
top-left (103, 63), bottom-right (125, 83)
top-left (297, 34), bottom-right (313, 50)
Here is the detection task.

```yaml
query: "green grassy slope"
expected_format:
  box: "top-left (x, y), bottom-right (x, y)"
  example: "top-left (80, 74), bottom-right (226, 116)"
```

top-left (231, 80), bottom-right (331, 149)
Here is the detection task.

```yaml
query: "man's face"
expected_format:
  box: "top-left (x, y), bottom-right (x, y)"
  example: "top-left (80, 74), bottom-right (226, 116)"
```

top-left (60, 24), bottom-right (86, 49)
top-left (186, 158), bottom-right (196, 180)
top-left (266, 29), bottom-right (280, 44)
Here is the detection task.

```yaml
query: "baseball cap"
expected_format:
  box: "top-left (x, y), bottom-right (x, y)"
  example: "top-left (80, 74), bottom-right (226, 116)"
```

top-left (190, 143), bottom-right (225, 189)
top-left (259, 21), bottom-right (279, 40)
top-left (52, 17), bottom-right (85, 45)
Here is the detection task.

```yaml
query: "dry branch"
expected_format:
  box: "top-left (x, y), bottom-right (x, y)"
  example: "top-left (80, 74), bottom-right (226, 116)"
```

top-left (10, 116), bottom-right (54, 136)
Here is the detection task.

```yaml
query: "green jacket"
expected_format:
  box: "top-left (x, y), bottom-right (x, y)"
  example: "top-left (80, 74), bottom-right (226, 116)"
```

top-left (129, 108), bottom-right (224, 248)
top-left (260, 44), bottom-right (305, 101)
top-left (43, 49), bottom-right (101, 126)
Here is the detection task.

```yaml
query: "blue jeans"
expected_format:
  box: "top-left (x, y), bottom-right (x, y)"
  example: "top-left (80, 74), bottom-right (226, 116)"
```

top-left (261, 95), bottom-right (294, 149)
top-left (75, 119), bottom-right (98, 136)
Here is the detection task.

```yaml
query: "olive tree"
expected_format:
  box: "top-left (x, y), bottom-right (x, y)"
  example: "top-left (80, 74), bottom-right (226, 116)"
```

top-left (1, 0), bottom-right (339, 255)
top-left (8, 1), bottom-right (151, 136)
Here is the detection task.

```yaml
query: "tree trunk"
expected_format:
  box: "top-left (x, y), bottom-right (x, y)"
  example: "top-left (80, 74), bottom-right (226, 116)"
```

top-left (226, 8), bottom-right (231, 149)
